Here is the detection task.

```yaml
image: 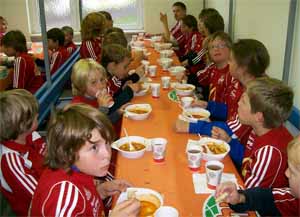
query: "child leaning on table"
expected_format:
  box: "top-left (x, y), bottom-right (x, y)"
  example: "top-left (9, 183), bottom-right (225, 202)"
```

top-left (0, 89), bottom-right (46, 216)
top-left (216, 135), bottom-right (300, 216)
top-left (30, 103), bottom-right (140, 216)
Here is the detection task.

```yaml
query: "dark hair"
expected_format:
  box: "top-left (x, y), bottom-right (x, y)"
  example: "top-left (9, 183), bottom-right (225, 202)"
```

top-left (61, 26), bottom-right (74, 36)
top-left (101, 44), bottom-right (131, 69)
top-left (99, 11), bottom-right (112, 21)
top-left (232, 39), bottom-right (270, 77)
top-left (199, 8), bottom-right (220, 20)
top-left (173, 2), bottom-right (186, 11)
top-left (105, 27), bottom-right (125, 35)
top-left (103, 32), bottom-right (128, 48)
top-left (47, 28), bottom-right (65, 46)
top-left (182, 15), bottom-right (198, 31)
top-left (0, 89), bottom-right (38, 142)
top-left (203, 13), bottom-right (224, 34)
top-left (45, 103), bottom-right (114, 171)
top-left (1, 30), bottom-right (27, 52)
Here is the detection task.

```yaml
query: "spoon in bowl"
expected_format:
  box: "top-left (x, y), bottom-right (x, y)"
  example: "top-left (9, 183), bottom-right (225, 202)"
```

top-left (123, 128), bottom-right (135, 151)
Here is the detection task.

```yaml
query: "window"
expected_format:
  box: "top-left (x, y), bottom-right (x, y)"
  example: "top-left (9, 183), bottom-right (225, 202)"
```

top-left (26, 0), bottom-right (143, 35)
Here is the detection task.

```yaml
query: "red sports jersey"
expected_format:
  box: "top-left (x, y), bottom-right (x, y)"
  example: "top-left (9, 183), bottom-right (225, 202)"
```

top-left (272, 188), bottom-right (299, 216)
top-left (107, 76), bottom-right (122, 97)
top-left (171, 21), bottom-right (185, 57)
top-left (80, 39), bottom-right (102, 63)
top-left (31, 168), bottom-right (105, 217)
top-left (65, 41), bottom-right (77, 55)
top-left (0, 131), bottom-right (46, 215)
top-left (71, 95), bottom-right (99, 108)
top-left (13, 52), bottom-right (44, 93)
top-left (50, 47), bottom-right (70, 75)
top-left (241, 126), bottom-right (293, 189)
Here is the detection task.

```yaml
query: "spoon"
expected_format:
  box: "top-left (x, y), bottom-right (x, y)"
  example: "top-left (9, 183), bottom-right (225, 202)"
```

top-left (123, 128), bottom-right (135, 151)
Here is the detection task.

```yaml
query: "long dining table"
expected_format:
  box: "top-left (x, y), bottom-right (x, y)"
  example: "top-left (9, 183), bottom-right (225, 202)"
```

top-left (113, 39), bottom-right (255, 217)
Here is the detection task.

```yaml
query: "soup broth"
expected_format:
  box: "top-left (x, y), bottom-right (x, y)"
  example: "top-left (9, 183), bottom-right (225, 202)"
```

top-left (128, 108), bottom-right (149, 114)
top-left (140, 201), bottom-right (158, 216)
top-left (119, 142), bottom-right (145, 151)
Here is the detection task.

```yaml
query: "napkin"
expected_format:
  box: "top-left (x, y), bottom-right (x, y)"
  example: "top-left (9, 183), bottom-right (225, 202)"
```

top-left (192, 173), bottom-right (238, 194)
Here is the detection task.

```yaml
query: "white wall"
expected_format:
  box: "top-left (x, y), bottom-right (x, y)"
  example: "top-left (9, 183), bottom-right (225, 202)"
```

top-left (233, 0), bottom-right (289, 80)
top-left (289, 3), bottom-right (300, 108)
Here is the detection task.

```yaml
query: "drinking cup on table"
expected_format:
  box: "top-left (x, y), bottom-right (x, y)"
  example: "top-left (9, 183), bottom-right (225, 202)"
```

top-left (141, 60), bottom-right (150, 73)
top-left (151, 138), bottom-right (167, 162)
top-left (154, 206), bottom-right (179, 217)
top-left (181, 96), bottom-right (194, 108)
top-left (161, 76), bottom-right (171, 89)
top-left (205, 160), bottom-right (224, 190)
top-left (150, 83), bottom-right (160, 98)
top-left (132, 35), bottom-right (138, 41)
top-left (187, 149), bottom-right (202, 171)
top-left (138, 32), bottom-right (145, 40)
top-left (148, 65), bottom-right (157, 77)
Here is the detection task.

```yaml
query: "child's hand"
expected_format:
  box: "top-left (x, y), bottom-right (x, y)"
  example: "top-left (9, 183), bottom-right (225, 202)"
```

top-left (211, 126), bottom-right (232, 143)
top-left (181, 59), bottom-right (188, 67)
top-left (119, 103), bottom-right (132, 114)
top-left (216, 182), bottom-right (245, 205)
top-left (175, 119), bottom-right (189, 133)
top-left (128, 83), bottom-right (142, 93)
top-left (110, 198), bottom-right (140, 217)
top-left (123, 80), bottom-right (133, 90)
top-left (96, 90), bottom-right (114, 107)
top-left (176, 72), bottom-right (187, 82)
top-left (160, 12), bottom-right (168, 24)
top-left (97, 179), bottom-right (132, 199)
top-left (191, 100), bottom-right (208, 109)
top-left (135, 65), bottom-right (145, 78)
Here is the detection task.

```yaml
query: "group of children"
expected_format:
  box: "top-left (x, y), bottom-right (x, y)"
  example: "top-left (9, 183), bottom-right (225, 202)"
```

top-left (0, 2), bottom-right (299, 216)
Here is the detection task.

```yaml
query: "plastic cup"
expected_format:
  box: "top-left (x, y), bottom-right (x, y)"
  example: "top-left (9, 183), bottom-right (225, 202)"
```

top-left (205, 160), bottom-right (224, 190)
top-left (161, 76), bottom-right (171, 89)
top-left (181, 96), bottom-right (194, 108)
top-left (154, 206), bottom-right (179, 217)
top-left (150, 83), bottom-right (160, 98)
top-left (95, 88), bottom-right (114, 108)
top-left (187, 149), bottom-right (202, 171)
top-left (148, 65), bottom-right (157, 77)
top-left (141, 60), bottom-right (150, 73)
top-left (152, 138), bottom-right (167, 163)
top-left (132, 35), bottom-right (138, 41)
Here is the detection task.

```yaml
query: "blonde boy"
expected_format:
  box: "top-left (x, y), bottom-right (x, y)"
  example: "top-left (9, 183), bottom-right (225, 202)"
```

top-left (216, 135), bottom-right (300, 216)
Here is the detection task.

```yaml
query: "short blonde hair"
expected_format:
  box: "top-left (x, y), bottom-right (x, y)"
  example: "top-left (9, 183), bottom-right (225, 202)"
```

top-left (71, 59), bottom-right (107, 96)
top-left (45, 103), bottom-right (114, 171)
top-left (287, 135), bottom-right (300, 166)
top-left (0, 89), bottom-right (38, 142)
top-left (81, 12), bottom-right (106, 40)
top-left (246, 77), bottom-right (293, 129)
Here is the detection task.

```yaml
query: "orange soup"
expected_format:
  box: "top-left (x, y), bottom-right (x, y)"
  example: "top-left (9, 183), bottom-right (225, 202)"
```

top-left (119, 142), bottom-right (145, 151)
top-left (177, 86), bottom-right (193, 91)
top-left (191, 113), bottom-right (206, 119)
top-left (140, 200), bottom-right (158, 216)
top-left (128, 108), bottom-right (149, 114)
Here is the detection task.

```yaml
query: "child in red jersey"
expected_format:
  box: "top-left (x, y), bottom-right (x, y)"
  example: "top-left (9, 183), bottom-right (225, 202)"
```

top-left (80, 12), bottom-right (106, 63)
top-left (61, 26), bottom-right (77, 55)
top-left (0, 16), bottom-right (8, 45)
top-left (30, 104), bottom-right (140, 217)
top-left (47, 28), bottom-right (70, 75)
top-left (1, 30), bottom-right (44, 93)
top-left (216, 135), bottom-right (300, 216)
top-left (0, 89), bottom-right (46, 215)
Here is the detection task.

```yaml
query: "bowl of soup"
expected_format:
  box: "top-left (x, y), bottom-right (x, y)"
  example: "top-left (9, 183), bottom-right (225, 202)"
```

top-left (198, 137), bottom-right (230, 161)
top-left (160, 49), bottom-right (174, 58)
top-left (112, 136), bottom-right (147, 159)
top-left (125, 104), bottom-right (152, 120)
top-left (175, 84), bottom-right (195, 96)
top-left (182, 107), bottom-right (210, 122)
top-left (168, 66), bottom-right (186, 76)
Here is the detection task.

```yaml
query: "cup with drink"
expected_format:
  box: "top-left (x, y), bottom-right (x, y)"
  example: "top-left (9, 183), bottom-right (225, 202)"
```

top-left (205, 160), bottom-right (224, 190)
top-left (161, 76), bottom-right (171, 89)
top-left (187, 149), bottom-right (202, 171)
top-left (151, 138), bottom-right (167, 163)
top-left (150, 83), bottom-right (160, 98)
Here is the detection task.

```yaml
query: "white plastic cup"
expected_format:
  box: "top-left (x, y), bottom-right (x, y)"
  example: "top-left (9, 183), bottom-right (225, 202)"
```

top-left (141, 60), bottom-right (150, 73)
top-left (151, 138), bottom-right (167, 163)
top-left (205, 160), bottom-right (224, 190)
top-left (148, 65), bottom-right (157, 77)
top-left (150, 83), bottom-right (160, 98)
top-left (161, 76), bottom-right (171, 89)
top-left (95, 88), bottom-right (114, 108)
top-left (181, 96), bottom-right (194, 108)
top-left (154, 206), bottom-right (179, 217)
top-left (138, 32), bottom-right (145, 40)
top-left (187, 149), bottom-right (202, 171)
top-left (132, 35), bottom-right (138, 41)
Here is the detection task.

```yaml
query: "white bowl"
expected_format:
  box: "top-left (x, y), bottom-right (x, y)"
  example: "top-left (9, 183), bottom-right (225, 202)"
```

top-left (174, 83), bottom-right (195, 96)
top-left (134, 83), bottom-right (150, 96)
top-left (112, 136), bottom-right (148, 159)
top-left (158, 58), bottom-right (173, 70)
top-left (125, 104), bottom-right (152, 120)
top-left (133, 41), bottom-right (144, 48)
top-left (198, 137), bottom-right (230, 161)
top-left (160, 43), bottom-right (172, 50)
top-left (182, 107), bottom-right (210, 122)
top-left (151, 35), bottom-right (162, 42)
top-left (160, 50), bottom-right (174, 58)
top-left (168, 66), bottom-right (186, 76)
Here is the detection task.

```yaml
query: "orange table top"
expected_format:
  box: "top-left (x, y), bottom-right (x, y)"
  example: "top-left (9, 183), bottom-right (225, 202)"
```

top-left (114, 40), bottom-right (255, 216)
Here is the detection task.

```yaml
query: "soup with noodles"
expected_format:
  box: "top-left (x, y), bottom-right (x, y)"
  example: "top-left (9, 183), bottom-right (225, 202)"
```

top-left (203, 142), bottom-right (227, 154)
top-left (119, 142), bottom-right (145, 151)
top-left (128, 108), bottom-right (149, 114)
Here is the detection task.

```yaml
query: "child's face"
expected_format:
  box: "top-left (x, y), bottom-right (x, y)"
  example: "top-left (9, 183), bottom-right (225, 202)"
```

top-left (0, 19), bottom-right (8, 33)
top-left (208, 38), bottom-right (230, 65)
top-left (198, 19), bottom-right (209, 37)
top-left (112, 57), bottom-right (131, 79)
top-left (172, 6), bottom-right (186, 21)
top-left (64, 32), bottom-right (73, 45)
top-left (2, 46), bottom-right (16, 57)
top-left (237, 92), bottom-right (255, 126)
top-left (229, 52), bottom-right (244, 80)
top-left (285, 161), bottom-right (300, 198)
top-left (75, 128), bottom-right (111, 177)
top-left (85, 69), bottom-right (107, 98)
top-left (48, 39), bottom-right (58, 50)
top-left (180, 21), bottom-right (191, 33)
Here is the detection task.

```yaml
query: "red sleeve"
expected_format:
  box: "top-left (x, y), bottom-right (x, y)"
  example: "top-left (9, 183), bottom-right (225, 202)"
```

top-left (13, 57), bottom-right (26, 88)
top-left (196, 65), bottom-right (212, 87)
top-left (31, 131), bottom-right (47, 156)
top-left (191, 34), bottom-right (203, 53)
top-left (272, 188), bottom-right (299, 216)
top-left (243, 146), bottom-right (285, 188)
top-left (41, 181), bottom-right (85, 217)
top-left (50, 52), bottom-right (62, 75)
top-left (224, 77), bottom-right (243, 120)
top-left (80, 41), bottom-right (101, 62)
